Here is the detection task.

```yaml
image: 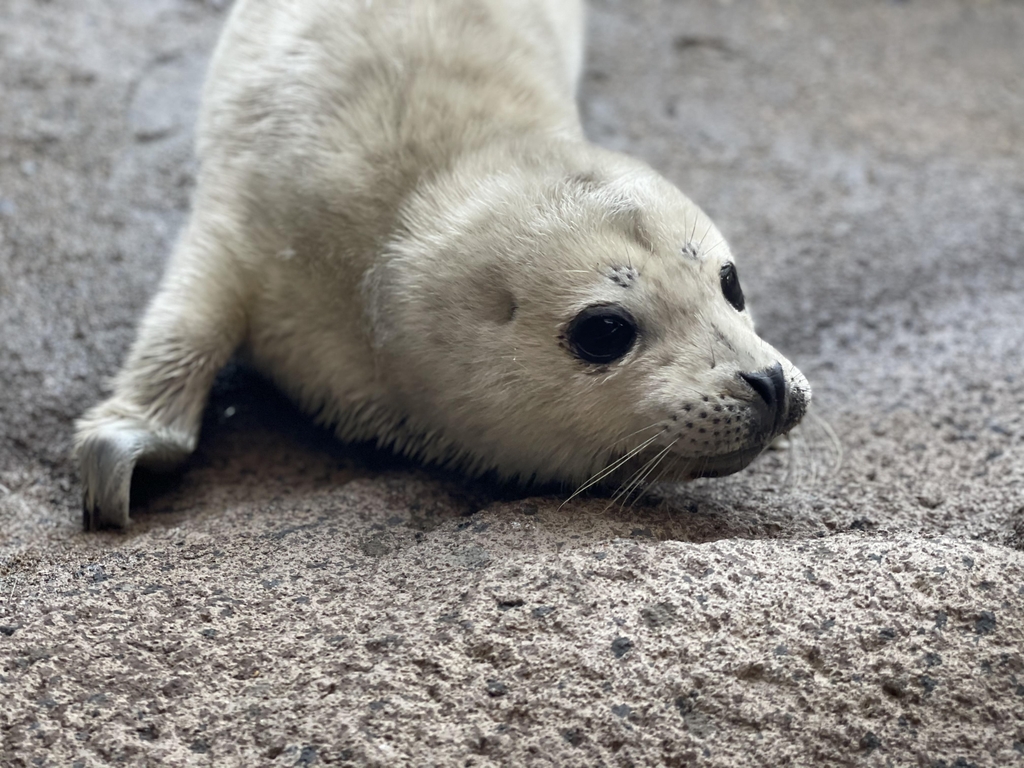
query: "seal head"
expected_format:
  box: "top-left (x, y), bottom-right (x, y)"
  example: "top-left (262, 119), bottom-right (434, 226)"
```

top-left (365, 143), bottom-right (811, 488)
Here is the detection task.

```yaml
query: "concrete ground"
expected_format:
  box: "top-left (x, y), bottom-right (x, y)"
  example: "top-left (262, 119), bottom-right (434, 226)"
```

top-left (2, 0), bottom-right (1023, 765)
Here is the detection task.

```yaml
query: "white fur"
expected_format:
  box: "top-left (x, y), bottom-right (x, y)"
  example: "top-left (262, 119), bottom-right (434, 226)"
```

top-left (75, 0), bottom-right (810, 528)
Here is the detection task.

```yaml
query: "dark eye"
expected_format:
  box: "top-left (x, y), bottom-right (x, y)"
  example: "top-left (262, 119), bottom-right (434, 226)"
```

top-left (565, 305), bottom-right (638, 365)
top-left (720, 263), bottom-right (745, 312)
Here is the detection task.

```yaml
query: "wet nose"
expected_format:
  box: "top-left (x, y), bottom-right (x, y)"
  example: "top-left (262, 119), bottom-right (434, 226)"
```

top-left (739, 362), bottom-right (787, 432)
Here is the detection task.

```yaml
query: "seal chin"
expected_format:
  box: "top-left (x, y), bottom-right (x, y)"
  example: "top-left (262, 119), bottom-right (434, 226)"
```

top-left (685, 446), bottom-right (766, 479)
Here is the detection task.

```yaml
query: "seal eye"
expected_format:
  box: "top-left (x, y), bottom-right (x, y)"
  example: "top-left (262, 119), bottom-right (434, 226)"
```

top-left (720, 263), bottom-right (745, 312)
top-left (566, 305), bottom-right (638, 365)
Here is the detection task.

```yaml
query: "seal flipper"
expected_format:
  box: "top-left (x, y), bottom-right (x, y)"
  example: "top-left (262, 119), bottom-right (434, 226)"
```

top-left (78, 418), bottom-right (193, 529)
top-left (75, 217), bottom-right (248, 529)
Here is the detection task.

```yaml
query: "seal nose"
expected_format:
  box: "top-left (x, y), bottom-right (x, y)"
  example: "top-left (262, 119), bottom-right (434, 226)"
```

top-left (739, 362), bottom-right (787, 432)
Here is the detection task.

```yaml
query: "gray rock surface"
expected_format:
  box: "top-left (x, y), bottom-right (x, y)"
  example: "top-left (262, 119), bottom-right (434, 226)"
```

top-left (1, 0), bottom-right (1023, 765)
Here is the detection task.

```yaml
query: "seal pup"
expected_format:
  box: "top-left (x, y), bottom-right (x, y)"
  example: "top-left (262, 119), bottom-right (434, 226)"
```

top-left (75, 0), bottom-right (811, 529)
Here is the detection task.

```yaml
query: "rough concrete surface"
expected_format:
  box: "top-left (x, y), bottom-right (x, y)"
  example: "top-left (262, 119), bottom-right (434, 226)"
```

top-left (1, 0), bottom-right (1023, 765)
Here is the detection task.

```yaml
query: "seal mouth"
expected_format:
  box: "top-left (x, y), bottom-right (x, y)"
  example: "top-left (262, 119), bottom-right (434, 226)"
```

top-left (613, 443), bottom-right (768, 486)
top-left (684, 446), bottom-right (766, 479)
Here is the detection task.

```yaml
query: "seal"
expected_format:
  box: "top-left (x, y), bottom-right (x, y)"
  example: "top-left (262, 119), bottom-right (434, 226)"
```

top-left (75, 0), bottom-right (811, 529)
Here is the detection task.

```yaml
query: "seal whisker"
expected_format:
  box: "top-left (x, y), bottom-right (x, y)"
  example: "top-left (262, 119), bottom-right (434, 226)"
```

top-left (677, 384), bottom-right (710, 401)
top-left (805, 406), bottom-right (843, 480)
top-left (610, 421), bottom-right (665, 447)
top-left (569, 438), bottom-right (655, 505)
top-left (698, 221), bottom-right (713, 251)
top-left (560, 432), bottom-right (661, 508)
top-left (606, 447), bottom-right (663, 509)
top-left (782, 431), bottom-right (801, 490)
top-left (606, 460), bottom-right (654, 512)
top-left (695, 454), bottom-right (710, 481)
top-left (642, 441), bottom-right (679, 488)
top-left (608, 439), bottom-right (675, 511)
top-left (798, 427), bottom-right (820, 488)
top-left (624, 443), bottom-right (679, 512)
top-left (647, 453), bottom-right (683, 491)
top-left (702, 239), bottom-right (726, 258)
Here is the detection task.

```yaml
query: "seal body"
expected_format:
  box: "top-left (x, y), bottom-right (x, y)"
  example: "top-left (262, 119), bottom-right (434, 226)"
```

top-left (75, 0), bottom-right (811, 528)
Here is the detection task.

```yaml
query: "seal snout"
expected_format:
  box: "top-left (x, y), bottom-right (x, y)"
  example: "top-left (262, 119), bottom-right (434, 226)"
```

top-left (739, 362), bottom-right (789, 434)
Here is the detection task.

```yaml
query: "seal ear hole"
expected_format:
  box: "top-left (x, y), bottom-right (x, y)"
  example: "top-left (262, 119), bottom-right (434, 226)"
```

top-left (720, 263), bottom-right (745, 312)
top-left (568, 171), bottom-right (601, 190)
top-left (477, 283), bottom-right (517, 325)
top-left (565, 304), bottom-right (637, 365)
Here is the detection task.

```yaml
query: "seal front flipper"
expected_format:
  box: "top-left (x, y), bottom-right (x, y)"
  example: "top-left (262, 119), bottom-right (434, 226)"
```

top-left (74, 216), bottom-right (248, 530)
top-left (77, 416), bottom-right (194, 529)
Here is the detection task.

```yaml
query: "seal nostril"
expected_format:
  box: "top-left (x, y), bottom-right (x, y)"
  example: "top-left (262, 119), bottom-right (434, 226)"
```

top-left (739, 362), bottom-right (787, 430)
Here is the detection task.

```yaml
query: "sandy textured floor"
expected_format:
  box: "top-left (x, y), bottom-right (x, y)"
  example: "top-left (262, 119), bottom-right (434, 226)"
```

top-left (2, 0), bottom-right (1023, 765)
